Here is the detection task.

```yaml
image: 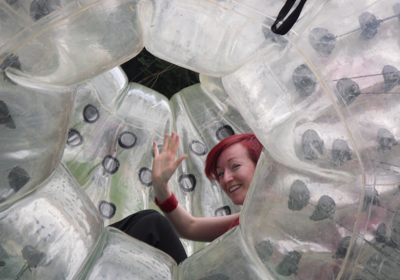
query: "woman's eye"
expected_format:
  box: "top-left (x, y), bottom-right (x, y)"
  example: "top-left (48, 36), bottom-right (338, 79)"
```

top-left (217, 172), bottom-right (224, 177)
top-left (232, 164), bottom-right (240, 169)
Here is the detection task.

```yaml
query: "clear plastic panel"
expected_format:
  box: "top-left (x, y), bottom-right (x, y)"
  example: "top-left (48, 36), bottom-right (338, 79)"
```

top-left (0, 77), bottom-right (73, 210)
top-left (76, 227), bottom-right (175, 280)
top-left (1, 0), bottom-right (143, 86)
top-left (177, 227), bottom-right (269, 280)
top-left (241, 151), bottom-right (369, 279)
top-left (143, 0), bottom-right (270, 76)
top-left (62, 69), bottom-right (173, 225)
top-left (0, 164), bottom-right (103, 280)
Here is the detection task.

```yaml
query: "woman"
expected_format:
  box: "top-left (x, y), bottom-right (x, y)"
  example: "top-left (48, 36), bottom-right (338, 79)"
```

top-left (110, 131), bottom-right (263, 263)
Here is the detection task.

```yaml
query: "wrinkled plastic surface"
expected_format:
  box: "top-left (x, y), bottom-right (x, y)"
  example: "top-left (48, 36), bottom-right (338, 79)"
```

top-left (0, 164), bottom-right (103, 280)
top-left (2, 0), bottom-right (400, 279)
top-left (0, 77), bottom-right (73, 210)
top-left (76, 227), bottom-right (176, 280)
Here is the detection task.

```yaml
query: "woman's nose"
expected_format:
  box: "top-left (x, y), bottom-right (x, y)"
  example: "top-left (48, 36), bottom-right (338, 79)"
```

top-left (223, 170), bottom-right (233, 182)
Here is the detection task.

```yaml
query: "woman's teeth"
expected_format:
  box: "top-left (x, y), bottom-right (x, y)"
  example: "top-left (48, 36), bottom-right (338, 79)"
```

top-left (229, 185), bottom-right (241, 193)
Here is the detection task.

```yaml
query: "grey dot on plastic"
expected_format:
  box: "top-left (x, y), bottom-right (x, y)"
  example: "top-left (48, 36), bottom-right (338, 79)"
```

top-left (0, 260), bottom-right (5, 267)
top-left (0, 53), bottom-right (21, 71)
top-left (363, 187), bottom-right (380, 210)
top-left (214, 206), bottom-right (231, 216)
top-left (378, 128), bottom-right (397, 154)
top-left (293, 64), bottom-right (317, 98)
top-left (178, 174), bottom-right (196, 192)
top-left (22, 245), bottom-right (46, 268)
top-left (138, 167), bottom-right (152, 186)
top-left (275, 251), bottom-right (302, 276)
top-left (382, 65), bottom-right (400, 93)
top-left (302, 130), bottom-right (324, 160)
top-left (6, 0), bottom-right (17, 5)
top-left (375, 223), bottom-right (387, 243)
top-left (216, 125), bottom-right (235, 141)
top-left (30, 0), bottom-right (61, 21)
top-left (394, 3), bottom-right (400, 23)
top-left (118, 131), bottom-right (137, 149)
top-left (0, 54), bottom-right (21, 85)
top-left (98, 201), bottom-right (116, 219)
top-left (333, 236), bottom-right (351, 259)
top-left (0, 101), bottom-right (16, 129)
top-left (310, 195), bottom-right (336, 221)
top-left (102, 155), bottom-right (120, 175)
top-left (67, 129), bottom-right (83, 147)
top-left (83, 104), bottom-right (99, 123)
top-left (331, 139), bottom-right (352, 167)
top-left (152, 144), bottom-right (163, 158)
top-left (309, 28), bottom-right (336, 57)
top-left (288, 180), bottom-right (310, 211)
top-left (8, 166), bottom-right (30, 192)
top-left (359, 12), bottom-right (381, 40)
top-left (336, 78), bottom-right (361, 106)
top-left (262, 18), bottom-right (288, 48)
top-left (198, 275), bottom-right (230, 280)
top-left (255, 240), bottom-right (274, 263)
top-left (189, 140), bottom-right (208, 156)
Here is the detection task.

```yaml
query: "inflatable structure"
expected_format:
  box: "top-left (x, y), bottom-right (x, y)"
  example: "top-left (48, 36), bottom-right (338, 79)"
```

top-left (1, 0), bottom-right (400, 279)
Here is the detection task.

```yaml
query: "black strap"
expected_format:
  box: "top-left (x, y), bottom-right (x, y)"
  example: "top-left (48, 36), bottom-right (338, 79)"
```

top-left (271, 0), bottom-right (308, 35)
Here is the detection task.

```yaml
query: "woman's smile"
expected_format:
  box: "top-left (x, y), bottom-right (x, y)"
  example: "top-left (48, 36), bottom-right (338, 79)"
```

top-left (228, 184), bottom-right (242, 193)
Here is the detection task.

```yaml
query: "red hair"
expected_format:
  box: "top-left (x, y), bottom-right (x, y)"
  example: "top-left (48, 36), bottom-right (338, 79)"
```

top-left (205, 133), bottom-right (263, 181)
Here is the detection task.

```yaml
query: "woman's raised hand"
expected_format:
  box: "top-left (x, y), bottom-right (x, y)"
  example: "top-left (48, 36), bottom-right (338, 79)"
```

top-left (152, 132), bottom-right (187, 203)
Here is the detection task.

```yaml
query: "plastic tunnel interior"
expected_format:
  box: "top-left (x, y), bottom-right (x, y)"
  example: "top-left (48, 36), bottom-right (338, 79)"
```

top-left (1, 0), bottom-right (400, 279)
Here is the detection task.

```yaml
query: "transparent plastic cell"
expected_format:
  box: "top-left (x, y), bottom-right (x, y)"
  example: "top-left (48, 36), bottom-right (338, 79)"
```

top-left (1, 0), bottom-right (144, 86)
top-left (222, 47), bottom-right (333, 136)
top-left (142, 0), bottom-right (270, 77)
top-left (177, 227), bottom-right (268, 280)
top-left (296, 0), bottom-right (400, 177)
top-left (75, 227), bottom-right (175, 280)
top-left (0, 164), bottom-right (103, 280)
top-left (62, 68), bottom-right (173, 225)
top-left (239, 151), bottom-right (372, 279)
top-left (0, 77), bottom-right (73, 210)
top-left (222, 46), bottom-right (349, 181)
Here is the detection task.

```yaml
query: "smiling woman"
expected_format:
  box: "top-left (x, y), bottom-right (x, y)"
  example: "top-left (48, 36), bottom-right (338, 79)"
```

top-left (154, 132), bottom-right (263, 239)
top-left (109, 132), bottom-right (263, 263)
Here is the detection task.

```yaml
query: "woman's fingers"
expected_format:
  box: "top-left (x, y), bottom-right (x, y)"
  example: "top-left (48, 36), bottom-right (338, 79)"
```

top-left (169, 131), bottom-right (177, 152)
top-left (156, 131), bottom-right (181, 157)
top-left (161, 133), bottom-right (169, 154)
top-left (153, 141), bottom-right (159, 157)
top-left (170, 133), bottom-right (180, 155)
top-left (173, 154), bottom-right (187, 170)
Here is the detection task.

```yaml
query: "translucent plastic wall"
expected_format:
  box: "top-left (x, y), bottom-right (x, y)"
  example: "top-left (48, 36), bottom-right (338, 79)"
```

top-left (1, 0), bottom-right (400, 279)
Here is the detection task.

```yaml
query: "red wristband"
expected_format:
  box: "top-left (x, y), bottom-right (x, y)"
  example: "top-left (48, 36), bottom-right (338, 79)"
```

top-left (155, 192), bottom-right (178, 213)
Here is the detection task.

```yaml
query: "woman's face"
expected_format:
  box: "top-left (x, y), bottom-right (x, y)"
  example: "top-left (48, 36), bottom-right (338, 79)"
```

top-left (216, 143), bottom-right (256, 205)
